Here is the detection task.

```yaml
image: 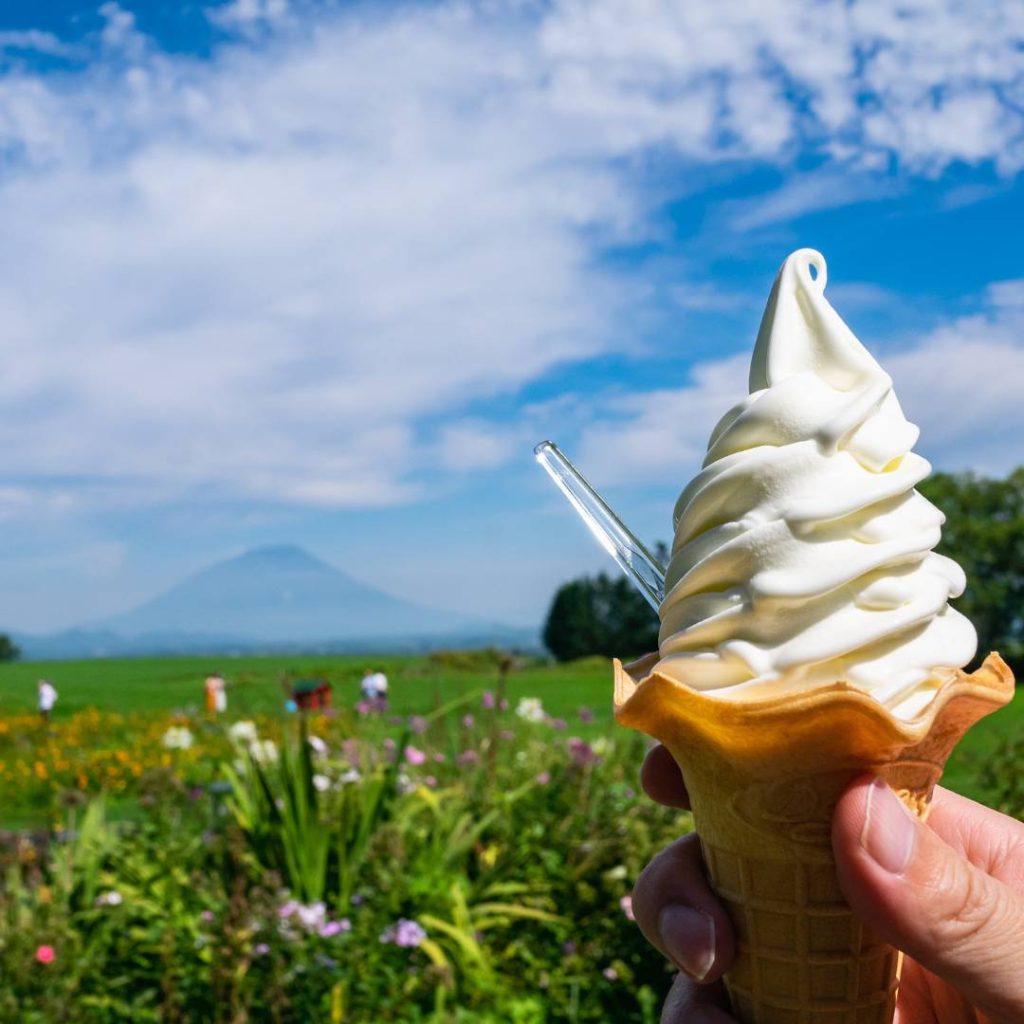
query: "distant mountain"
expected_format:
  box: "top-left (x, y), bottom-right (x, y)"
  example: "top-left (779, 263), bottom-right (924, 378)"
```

top-left (16, 545), bottom-right (536, 660)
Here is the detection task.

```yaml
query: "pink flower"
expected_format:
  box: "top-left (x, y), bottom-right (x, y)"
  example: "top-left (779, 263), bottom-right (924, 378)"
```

top-left (481, 691), bottom-right (495, 710)
top-left (578, 706), bottom-right (594, 724)
top-left (408, 716), bottom-right (427, 735)
top-left (534, 771), bottom-right (551, 785)
top-left (456, 750), bottom-right (479, 766)
top-left (499, 729), bottom-right (515, 741)
top-left (424, 775), bottom-right (437, 788)
top-left (432, 752), bottom-right (446, 763)
top-left (498, 698), bottom-right (509, 711)
top-left (603, 966), bottom-right (618, 981)
top-left (318, 919), bottom-right (352, 938)
top-left (620, 895), bottom-right (635, 921)
top-left (355, 700), bottom-right (372, 717)
top-left (35, 945), bottom-right (55, 965)
top-left (404, 745), bottom-right (427, 766)
top-left (383, 737), bottom-right (396, 752)
top-left (254, 942), bottom-right (271, 956)
top-left (380, 918), bottom-right (427, 947)
top-left (548, 717), bottom-right (567, 731)
top-left (461, 714), bottom-right (475, 729)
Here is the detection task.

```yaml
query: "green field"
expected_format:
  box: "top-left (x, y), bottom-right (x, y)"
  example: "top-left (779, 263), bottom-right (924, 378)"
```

top-left (1, 651), bottom-right (1019, 804)
top-left (1, 652), bottom-right (1020, 1022)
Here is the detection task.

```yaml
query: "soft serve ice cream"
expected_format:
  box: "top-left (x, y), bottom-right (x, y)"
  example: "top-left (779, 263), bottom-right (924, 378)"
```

top-left (657, 249), bottom-right (976, 720)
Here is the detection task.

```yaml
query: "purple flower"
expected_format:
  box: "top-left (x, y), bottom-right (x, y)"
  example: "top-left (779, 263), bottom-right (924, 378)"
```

top-left (388, 715), bottom-right (403, 726)
top-left (461, 714), bottom-right (475, 729)
top-left (278, 900), bottom-right (299, 919)
top-left (433, 752), bottom-right (446, 763)
top-left (548, 717), bottom-right (567, 731)
top-left (254, 942), bottom-right (271, 956)
top-left (534, 771), bottom-right (551, 785)
top-left (562, 940), bottom-right (577, 956)
top-left (498, 698), bottom-right (509, 712)
top-left (200, 910), bottom-right (215, 923)
top-left (404, 745), bottom-right (427, 766)
top-left (499, 729), bottom-right (515, 741)
top-left (350, 894), bottom-right (364, 906)
top-left (481, 691), bottom-right (495, 710)
top-left (578, 706), bottom-right (594, 724)
top-left (409, 715), bottom-right (428, 735)
top-left (318, 919), bottom-right (352, 938)
top-left (380, 918), bottom-right (427, 948)
top-left (568, 737), bottom-right (600, 766)
top-left (355, 700), bottom-right (372, 717)
top-left (456, 750), bottom-right (479, 766)
top-left (620, 895), bottom-right (635, 921)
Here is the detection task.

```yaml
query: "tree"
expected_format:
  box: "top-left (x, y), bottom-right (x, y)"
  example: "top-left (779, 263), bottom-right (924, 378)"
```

top-left (0, 634), bottom-right (20, 662)
top-left (542, 572), bottom-right (660, 662)
top-left (920, 468), bottom-right (1024, 676)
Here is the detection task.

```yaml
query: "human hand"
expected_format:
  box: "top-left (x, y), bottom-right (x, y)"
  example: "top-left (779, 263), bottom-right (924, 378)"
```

top-left (631, 744), bottom-right (1024, 1024)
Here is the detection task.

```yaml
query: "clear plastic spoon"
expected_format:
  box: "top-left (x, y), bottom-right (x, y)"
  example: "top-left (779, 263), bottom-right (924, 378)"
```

top-left (533, 440), bottom-right (666, 612)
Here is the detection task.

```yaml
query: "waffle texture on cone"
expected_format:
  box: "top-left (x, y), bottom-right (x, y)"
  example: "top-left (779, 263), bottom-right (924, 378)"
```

top-left (614, 653), bottom-right (1014, 1024)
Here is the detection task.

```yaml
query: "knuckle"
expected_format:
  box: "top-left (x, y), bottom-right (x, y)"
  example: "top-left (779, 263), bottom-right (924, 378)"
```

top-left (931, 856), bottom-right (995, 952)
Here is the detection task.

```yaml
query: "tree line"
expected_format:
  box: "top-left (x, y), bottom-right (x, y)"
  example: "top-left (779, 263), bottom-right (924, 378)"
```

top-left (543, 468), bottom-right (1024, 679)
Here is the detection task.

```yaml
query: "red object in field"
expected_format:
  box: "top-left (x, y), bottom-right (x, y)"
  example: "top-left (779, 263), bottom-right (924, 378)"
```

top-left (291, 678), bottom-right (333, 711)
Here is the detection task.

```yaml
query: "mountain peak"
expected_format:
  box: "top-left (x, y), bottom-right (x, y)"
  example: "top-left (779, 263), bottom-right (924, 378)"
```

top-left (92, 542), bottom-right (491, 643)
top-left (231, 544), bottom-right (326, 569)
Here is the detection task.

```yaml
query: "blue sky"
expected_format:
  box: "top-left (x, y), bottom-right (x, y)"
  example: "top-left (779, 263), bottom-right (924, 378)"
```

top-left (0, 0), bottom-right (1022, 633)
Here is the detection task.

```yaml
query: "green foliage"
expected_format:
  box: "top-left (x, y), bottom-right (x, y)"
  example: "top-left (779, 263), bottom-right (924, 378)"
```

top-left (921, 468), bottom-right (1024, 674)
top-left (542, 574), bottom-right (659, 663)
top-left (0, 634), bottom-right (19, 662)
top-left (0, 703), bottom-right (685, 1023)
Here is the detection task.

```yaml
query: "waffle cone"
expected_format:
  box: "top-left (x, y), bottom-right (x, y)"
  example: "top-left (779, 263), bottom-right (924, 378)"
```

top-left (614, 653), bottom-right (1014, 1024)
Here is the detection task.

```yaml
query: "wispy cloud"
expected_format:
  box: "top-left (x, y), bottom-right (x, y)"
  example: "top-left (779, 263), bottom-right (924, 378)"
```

top-left (0, 0), bottom-right (1018, 524)
top-left (573, 276), bottom-right (1024, 488)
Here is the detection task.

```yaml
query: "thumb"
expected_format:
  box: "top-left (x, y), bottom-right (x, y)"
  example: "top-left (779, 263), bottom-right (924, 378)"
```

top-left (833, 775), bottom-right (1024, 1024)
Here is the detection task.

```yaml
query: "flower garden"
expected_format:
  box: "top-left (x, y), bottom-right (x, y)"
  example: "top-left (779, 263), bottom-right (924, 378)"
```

top-left (0, 652), bottom-right (1020, 1023)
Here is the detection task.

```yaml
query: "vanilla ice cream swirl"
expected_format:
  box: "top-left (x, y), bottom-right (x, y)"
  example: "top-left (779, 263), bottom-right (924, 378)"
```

top-left (657, 249), bottom-right (976, 720)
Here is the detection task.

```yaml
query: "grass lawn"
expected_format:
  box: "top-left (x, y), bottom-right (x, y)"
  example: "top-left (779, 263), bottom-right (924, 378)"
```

top-left (0, 650), bottom-right (1019, 806)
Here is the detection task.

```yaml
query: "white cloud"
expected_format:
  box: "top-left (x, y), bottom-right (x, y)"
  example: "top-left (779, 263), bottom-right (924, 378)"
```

top-left (573, 278), bottom-right (1024, 488)
top-left (0, 0), bottom-right (1018, 522)
top-left (208, 0), bottom-right (290, 31)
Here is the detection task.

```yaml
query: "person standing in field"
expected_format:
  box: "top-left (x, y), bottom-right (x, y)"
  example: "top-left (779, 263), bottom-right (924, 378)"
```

top-left (360, 668), bottom-right (379, 701)
top-left (37, 678), bottom-right (57, 723)
top-left (372, 668), bottom-right (389, 708)
top-left (204, 673), bottom-right (227, 715)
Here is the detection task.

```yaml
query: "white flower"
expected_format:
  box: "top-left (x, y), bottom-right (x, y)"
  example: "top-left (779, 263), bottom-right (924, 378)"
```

top-left (249, 739), bottom-right (278, 765)
top-left (162, 726), bottom-right (194, 750)
top-left (591, 737), bottom-right (611, 757)
top-left (339, 768), bottom-right (361, 785)
top-left (312, 773), bottom-right (331, 792)
top-left (228, 720), bottom-right (258, 744)
top-left (307, 735), bottom-right (328, 756)
top-left (396, 771), bottom-right (415, 795)
top-left (515, 697), bottom-right (545, 724)
top-left (96, 890), bottom-right (123, 907)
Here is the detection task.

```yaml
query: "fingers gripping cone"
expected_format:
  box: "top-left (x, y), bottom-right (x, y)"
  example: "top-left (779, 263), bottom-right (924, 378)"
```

top-left (614, 653), bottom-right (1014, 1024)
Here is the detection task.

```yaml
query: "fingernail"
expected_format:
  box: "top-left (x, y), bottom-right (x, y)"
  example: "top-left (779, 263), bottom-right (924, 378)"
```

top-left (658, 905), bottom-right (715, 981)
top-left (861, 777), bottom-right (916, 875)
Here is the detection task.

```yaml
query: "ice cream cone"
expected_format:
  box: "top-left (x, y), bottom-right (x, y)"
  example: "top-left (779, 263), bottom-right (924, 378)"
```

top-left (614, 652), bottom-right (1014, 1024)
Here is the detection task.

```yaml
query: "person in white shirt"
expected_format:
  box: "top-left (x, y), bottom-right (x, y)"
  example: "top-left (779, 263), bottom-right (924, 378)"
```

top-left (360, 670), bottom-right (379, 700)
top-left (37, 679), bottom-right (58, 723)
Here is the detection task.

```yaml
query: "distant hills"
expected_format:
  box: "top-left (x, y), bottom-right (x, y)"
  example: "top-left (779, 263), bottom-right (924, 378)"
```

top-left (15, 545), bottom-right (536, 660)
